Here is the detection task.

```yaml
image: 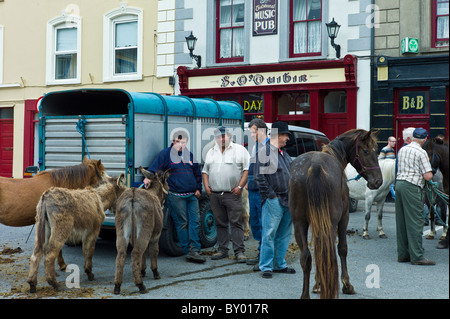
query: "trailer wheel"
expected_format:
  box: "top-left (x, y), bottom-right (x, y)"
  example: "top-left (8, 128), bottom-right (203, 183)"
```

top-left (198, 199), bottom-right (217, 248)
top-left (159, 207), bottom-right (184, 257)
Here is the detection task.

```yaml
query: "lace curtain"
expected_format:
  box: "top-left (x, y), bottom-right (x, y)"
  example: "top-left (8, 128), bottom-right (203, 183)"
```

top-left (55, 28), bottom-right (77, 79)
top-left (219, 0), bottom-right (244, 59)
top-left (292, 0), bottom-right (321, 54)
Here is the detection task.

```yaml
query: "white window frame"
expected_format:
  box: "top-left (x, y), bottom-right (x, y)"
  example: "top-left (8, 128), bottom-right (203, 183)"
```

top-left (46, 14), bottom-right (82, 85)
top-left (0, 26), bottom-right (3, 84)
top-left (103, 5), bottom-right (143, 82)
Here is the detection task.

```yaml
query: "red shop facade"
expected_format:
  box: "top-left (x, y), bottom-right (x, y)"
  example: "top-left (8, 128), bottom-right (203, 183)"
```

top-left (178, 54), bottom-right (358, 140)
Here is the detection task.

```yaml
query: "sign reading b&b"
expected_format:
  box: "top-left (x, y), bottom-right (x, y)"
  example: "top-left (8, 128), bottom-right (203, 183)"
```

top-left (253, 0), bottom-right (278, 36)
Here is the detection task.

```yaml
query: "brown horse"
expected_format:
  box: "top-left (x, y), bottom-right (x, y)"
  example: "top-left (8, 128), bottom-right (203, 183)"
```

top-left (423, 137), bottom-right (449, 248)
top-left (0, 157), bottom-right (107, 227)
top-left (289, 129), bottom-right (383, 299)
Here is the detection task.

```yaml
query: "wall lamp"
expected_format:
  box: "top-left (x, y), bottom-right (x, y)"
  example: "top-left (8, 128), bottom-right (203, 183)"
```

top-left (326, 18), bottom-right (341, 59)
top-left (185, 32), bottom-right (202, 68)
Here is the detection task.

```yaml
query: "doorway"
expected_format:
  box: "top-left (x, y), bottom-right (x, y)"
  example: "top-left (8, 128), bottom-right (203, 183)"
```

top-left (0, 108), bottom-right (14, 177)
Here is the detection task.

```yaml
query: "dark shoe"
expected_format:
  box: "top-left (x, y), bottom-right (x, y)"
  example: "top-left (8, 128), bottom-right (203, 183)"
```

top-left (211, 251), bottom-right (229, 260)
top-left (274, 267), bottom-right (296, 274)
top-left (235, 252), bottom-right (247, 263)
top-left (411, 258), bottom-right (435, 265)
top-left (397, 257), bottom-right (410, 263)
top-left (252, 264), bottom-right (260, 272)
top-left (261, 271), bottom-right (272, 279)
top-left (186, 251), bottom-right (206, 263)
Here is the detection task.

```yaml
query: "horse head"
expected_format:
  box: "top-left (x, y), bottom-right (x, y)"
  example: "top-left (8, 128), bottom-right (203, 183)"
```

top-left (138, 166), bottom-right (171, 205)
top-left (83, 156), bottom-right (109, 184)
top-left (348, 130), bottom-right (383, 190)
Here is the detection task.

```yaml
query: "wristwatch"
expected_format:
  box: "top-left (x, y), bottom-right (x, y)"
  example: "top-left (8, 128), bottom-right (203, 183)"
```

top-left (237, 186), bottom-right (243, 190)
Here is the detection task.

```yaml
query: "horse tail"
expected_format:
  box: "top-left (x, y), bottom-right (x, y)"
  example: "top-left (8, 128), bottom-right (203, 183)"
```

top-left (34, 192), bottom-right (49, 255)
top-left (306, 163), bottom-right (339, 299)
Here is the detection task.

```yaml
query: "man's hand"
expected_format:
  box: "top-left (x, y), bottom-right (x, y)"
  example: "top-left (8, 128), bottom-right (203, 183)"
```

top-left (195, 190), bottom-right (201, 198)
top-left (143, 177), bottom-right (150, 189)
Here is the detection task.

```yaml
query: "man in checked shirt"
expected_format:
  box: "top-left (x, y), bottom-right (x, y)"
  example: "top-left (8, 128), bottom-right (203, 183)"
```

top-left (395, 127), bottom-right (435, 265)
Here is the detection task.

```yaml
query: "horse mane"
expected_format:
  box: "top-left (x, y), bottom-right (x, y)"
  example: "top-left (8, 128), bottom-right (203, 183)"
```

top-left (36, 163), bottom-right (98, 189)
top-left (322, 129), bottom-right (378, 168)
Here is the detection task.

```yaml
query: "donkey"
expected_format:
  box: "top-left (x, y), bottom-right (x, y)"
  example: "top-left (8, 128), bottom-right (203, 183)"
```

top-left (113, 167), bottom-right (170, 295)
top-left (27, 174), bottom-right (126, 293)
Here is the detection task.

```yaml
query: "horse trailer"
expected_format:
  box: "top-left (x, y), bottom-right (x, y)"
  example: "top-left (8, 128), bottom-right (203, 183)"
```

top-left (38, 88), bottom-right (244, 256)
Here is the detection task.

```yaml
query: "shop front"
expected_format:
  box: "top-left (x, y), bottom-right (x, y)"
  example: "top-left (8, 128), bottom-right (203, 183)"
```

top-left (372, 55), bottom-right (449, 150)
top-left (177, 54), bottom-right (358, 140)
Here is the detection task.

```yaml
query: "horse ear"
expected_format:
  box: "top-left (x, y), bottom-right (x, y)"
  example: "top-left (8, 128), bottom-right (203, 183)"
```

top-left (371, 129), bottom-right (380, 137)
top-left (83, 155), bottom-right (89, 164)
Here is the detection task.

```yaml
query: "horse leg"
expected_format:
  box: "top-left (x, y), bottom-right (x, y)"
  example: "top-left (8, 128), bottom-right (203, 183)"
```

top-left (338, 214), bottom-right (355, 295)
top-left (294, 222), bottom-right (311, 299)
top-left (44, 238), bottom-right (66, 290)
top-left (148, 238), bottom-right (161, 279)
top-left (27, 245), bottom-right (45, 293)
top-left (363, 197), bottom-right (373, 239)
top-left (57, 250), bottom-right (67, 271)
top-left (427, 206), bottom-right (436, 239)
top-left (376, 199), bottom-right (387, 238)
top-left (132, 232), bottom-right (152, 294)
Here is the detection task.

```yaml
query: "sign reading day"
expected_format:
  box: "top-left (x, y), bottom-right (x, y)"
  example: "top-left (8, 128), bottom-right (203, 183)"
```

top-left (253, 0), bottom-right (278, 36)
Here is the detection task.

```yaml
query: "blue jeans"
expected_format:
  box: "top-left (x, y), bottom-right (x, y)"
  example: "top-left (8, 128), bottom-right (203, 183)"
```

top-left (248, 190), bottom-right (262, 251)
top-left (259, 197), bottom-right (293, 272)
top-left (166, 193), bottom-right (201, 254)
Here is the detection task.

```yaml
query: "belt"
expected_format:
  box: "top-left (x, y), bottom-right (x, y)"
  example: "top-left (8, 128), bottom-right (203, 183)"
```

top-left (212, 191), bottom-right (232, 195)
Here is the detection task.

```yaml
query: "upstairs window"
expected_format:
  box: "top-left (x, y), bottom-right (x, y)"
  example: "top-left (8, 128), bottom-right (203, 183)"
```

top-left (432, 0), bottom-right (449, 47)
top-left (103, 5), bottom-right (143, 82)
top-left (46, 15), bottom-right (81, 85)
top-left (290, 0), bottom-right (322, 57)
top-left (216, 0), bottom-right (245, 63)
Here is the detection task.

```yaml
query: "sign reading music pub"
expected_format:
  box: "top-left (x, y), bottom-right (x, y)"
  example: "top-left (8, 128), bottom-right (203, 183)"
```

top-left (253, 0), bottom-right (278, 36)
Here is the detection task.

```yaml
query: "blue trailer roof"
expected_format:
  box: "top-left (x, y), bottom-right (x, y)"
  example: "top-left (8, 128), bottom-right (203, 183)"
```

top-left (40, 89), bottom-right (243, 121)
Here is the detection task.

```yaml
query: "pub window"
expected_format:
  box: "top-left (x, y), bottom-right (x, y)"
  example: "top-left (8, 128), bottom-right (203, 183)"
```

top-left (432, 0), bottom-right (449, 47)
top-left (216, 0), bottom-right (245, 63)
top-left (324, 91), bottom-right (347, 113)
top-left (278, 92), bottom-right (310, 115)
top-left (290, 0), bottom-right (322, 57)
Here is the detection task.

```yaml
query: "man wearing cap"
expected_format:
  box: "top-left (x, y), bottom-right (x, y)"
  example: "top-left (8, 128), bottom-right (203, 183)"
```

top-left (255, 121), bottom-right (295, 278)
top-left (202, 126), bottom-right (250, 262)
top-left (395, 127), bottom-right (435, 265)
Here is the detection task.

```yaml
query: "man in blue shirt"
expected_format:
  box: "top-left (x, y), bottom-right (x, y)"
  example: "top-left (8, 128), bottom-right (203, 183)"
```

top-left (146, 130), bottom-right (205, 263)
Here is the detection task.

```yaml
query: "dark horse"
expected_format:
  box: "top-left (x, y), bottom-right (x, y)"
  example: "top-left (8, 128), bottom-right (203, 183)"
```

top-left (423, 137), bottom-right (449, 249)
top-left (289, 129), bottom-right (383, 299)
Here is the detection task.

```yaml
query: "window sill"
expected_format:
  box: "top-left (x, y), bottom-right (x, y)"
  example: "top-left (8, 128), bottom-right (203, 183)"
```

top-left (103, 74), bottom-right (142, 82)
top-left (46, 79), bottom-right (81, 86)
top-left (0, 83), bottom-right (21, 88)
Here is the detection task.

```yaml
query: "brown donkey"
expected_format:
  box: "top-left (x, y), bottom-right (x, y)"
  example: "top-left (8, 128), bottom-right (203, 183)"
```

top-left (27, 174), bottom-right (126, 293)
top-left (113, 167), bottom-right (170, 295)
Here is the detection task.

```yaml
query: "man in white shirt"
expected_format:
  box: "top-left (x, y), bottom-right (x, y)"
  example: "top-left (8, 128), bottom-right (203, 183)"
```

top-left (202, 126), bottom-right (250, 262)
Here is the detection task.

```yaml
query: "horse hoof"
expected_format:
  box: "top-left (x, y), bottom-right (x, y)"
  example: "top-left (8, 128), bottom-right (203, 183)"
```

top-left (363, 235), bottom-right (371, 240)
top-left (113, 284), bottom-right (121, 295)
top-left (343, 284), bottom-right (356, 295)
top-left (87, 272), bottom-right (95, 281)
top-left (426, 234), bottom-right (435, 240)
top-left (153, 270), bottom-right (161, 280)
top-left (141, 269), bottom-right (146, 277)
top-left (378, 234), bottom-right (387, 239)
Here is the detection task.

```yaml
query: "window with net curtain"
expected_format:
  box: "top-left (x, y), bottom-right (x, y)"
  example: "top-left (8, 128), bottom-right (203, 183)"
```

top-left (218, 0), bottom-right (245, 61)
top-left (114, 20), bottom-right (138, 74)
top-left (291, 0), bottom-right (322, 56)
top-left (55, 27), bottom-right (77, 80)
top-left (435, 0), bottom-right (449, 46)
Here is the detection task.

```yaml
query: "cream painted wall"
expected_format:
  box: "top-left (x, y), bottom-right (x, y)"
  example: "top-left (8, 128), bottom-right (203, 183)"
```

top-left (0, 0), bottom-right (173, 177)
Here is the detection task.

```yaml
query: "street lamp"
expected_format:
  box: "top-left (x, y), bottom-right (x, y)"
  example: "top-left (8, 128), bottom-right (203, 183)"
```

top-left (326, 18), bottom-right (341, 59)
top-left (185, 32), bottom-right (201, 68)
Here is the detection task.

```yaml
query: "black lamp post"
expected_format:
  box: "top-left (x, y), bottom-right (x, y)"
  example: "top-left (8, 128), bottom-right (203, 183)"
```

top-left (326, 18), bottom-right (341, 59)
top-left (185, 32), bottom-right (201, 68)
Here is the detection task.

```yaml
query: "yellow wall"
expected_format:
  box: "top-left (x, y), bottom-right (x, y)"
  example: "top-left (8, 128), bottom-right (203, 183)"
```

top-left (0, 0), bottom-right (173, 177)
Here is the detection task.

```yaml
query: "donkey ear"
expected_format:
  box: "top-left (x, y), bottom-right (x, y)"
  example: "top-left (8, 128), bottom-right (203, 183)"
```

top-left (139, 166), bottom-right (155, 180)
top-left (371, 129), bottom-right (380, 137)
top-left (163, 168), bottom-right (171, 180)
top-left (83, 155), bottom-right (89, 164)
top-left (117, 173), bottom-right (126, 187)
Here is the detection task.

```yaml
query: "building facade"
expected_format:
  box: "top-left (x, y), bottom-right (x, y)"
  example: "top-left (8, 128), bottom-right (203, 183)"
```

top-left (0, 0), bottom-right (175, 177)
top-left (173, 0), bottom-right (376, 141)
top-left (372, 0), bottom-right (449, 149)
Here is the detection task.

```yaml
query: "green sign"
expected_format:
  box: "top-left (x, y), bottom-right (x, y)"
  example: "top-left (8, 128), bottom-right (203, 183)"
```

top-left (401, 37), bottom-right (419, 54)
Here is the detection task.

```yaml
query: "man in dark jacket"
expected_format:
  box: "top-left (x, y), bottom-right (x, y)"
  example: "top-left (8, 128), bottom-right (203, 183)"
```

top-left (255, 121), bottom-right (295, 278)
top-left (146, 130), bottom-right (205, 263)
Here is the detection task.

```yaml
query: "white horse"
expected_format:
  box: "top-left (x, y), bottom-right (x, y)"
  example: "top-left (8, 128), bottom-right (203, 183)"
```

top-left (345, 159), bottom-right (396, 239)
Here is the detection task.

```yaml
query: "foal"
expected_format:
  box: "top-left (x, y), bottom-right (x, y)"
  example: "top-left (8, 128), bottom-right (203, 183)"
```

top-left (113, 167), bottom-right (170, 294)
top-left (27, 174), bottom-right (126, 293)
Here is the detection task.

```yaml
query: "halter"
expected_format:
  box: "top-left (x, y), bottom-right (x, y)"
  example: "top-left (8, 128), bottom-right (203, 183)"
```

top-left (351, 138), bottom-right (381, 172)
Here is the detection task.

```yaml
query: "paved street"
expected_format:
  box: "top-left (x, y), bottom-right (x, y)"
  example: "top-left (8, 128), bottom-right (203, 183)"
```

top-left (0, 201), bottom-right (448, 302)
